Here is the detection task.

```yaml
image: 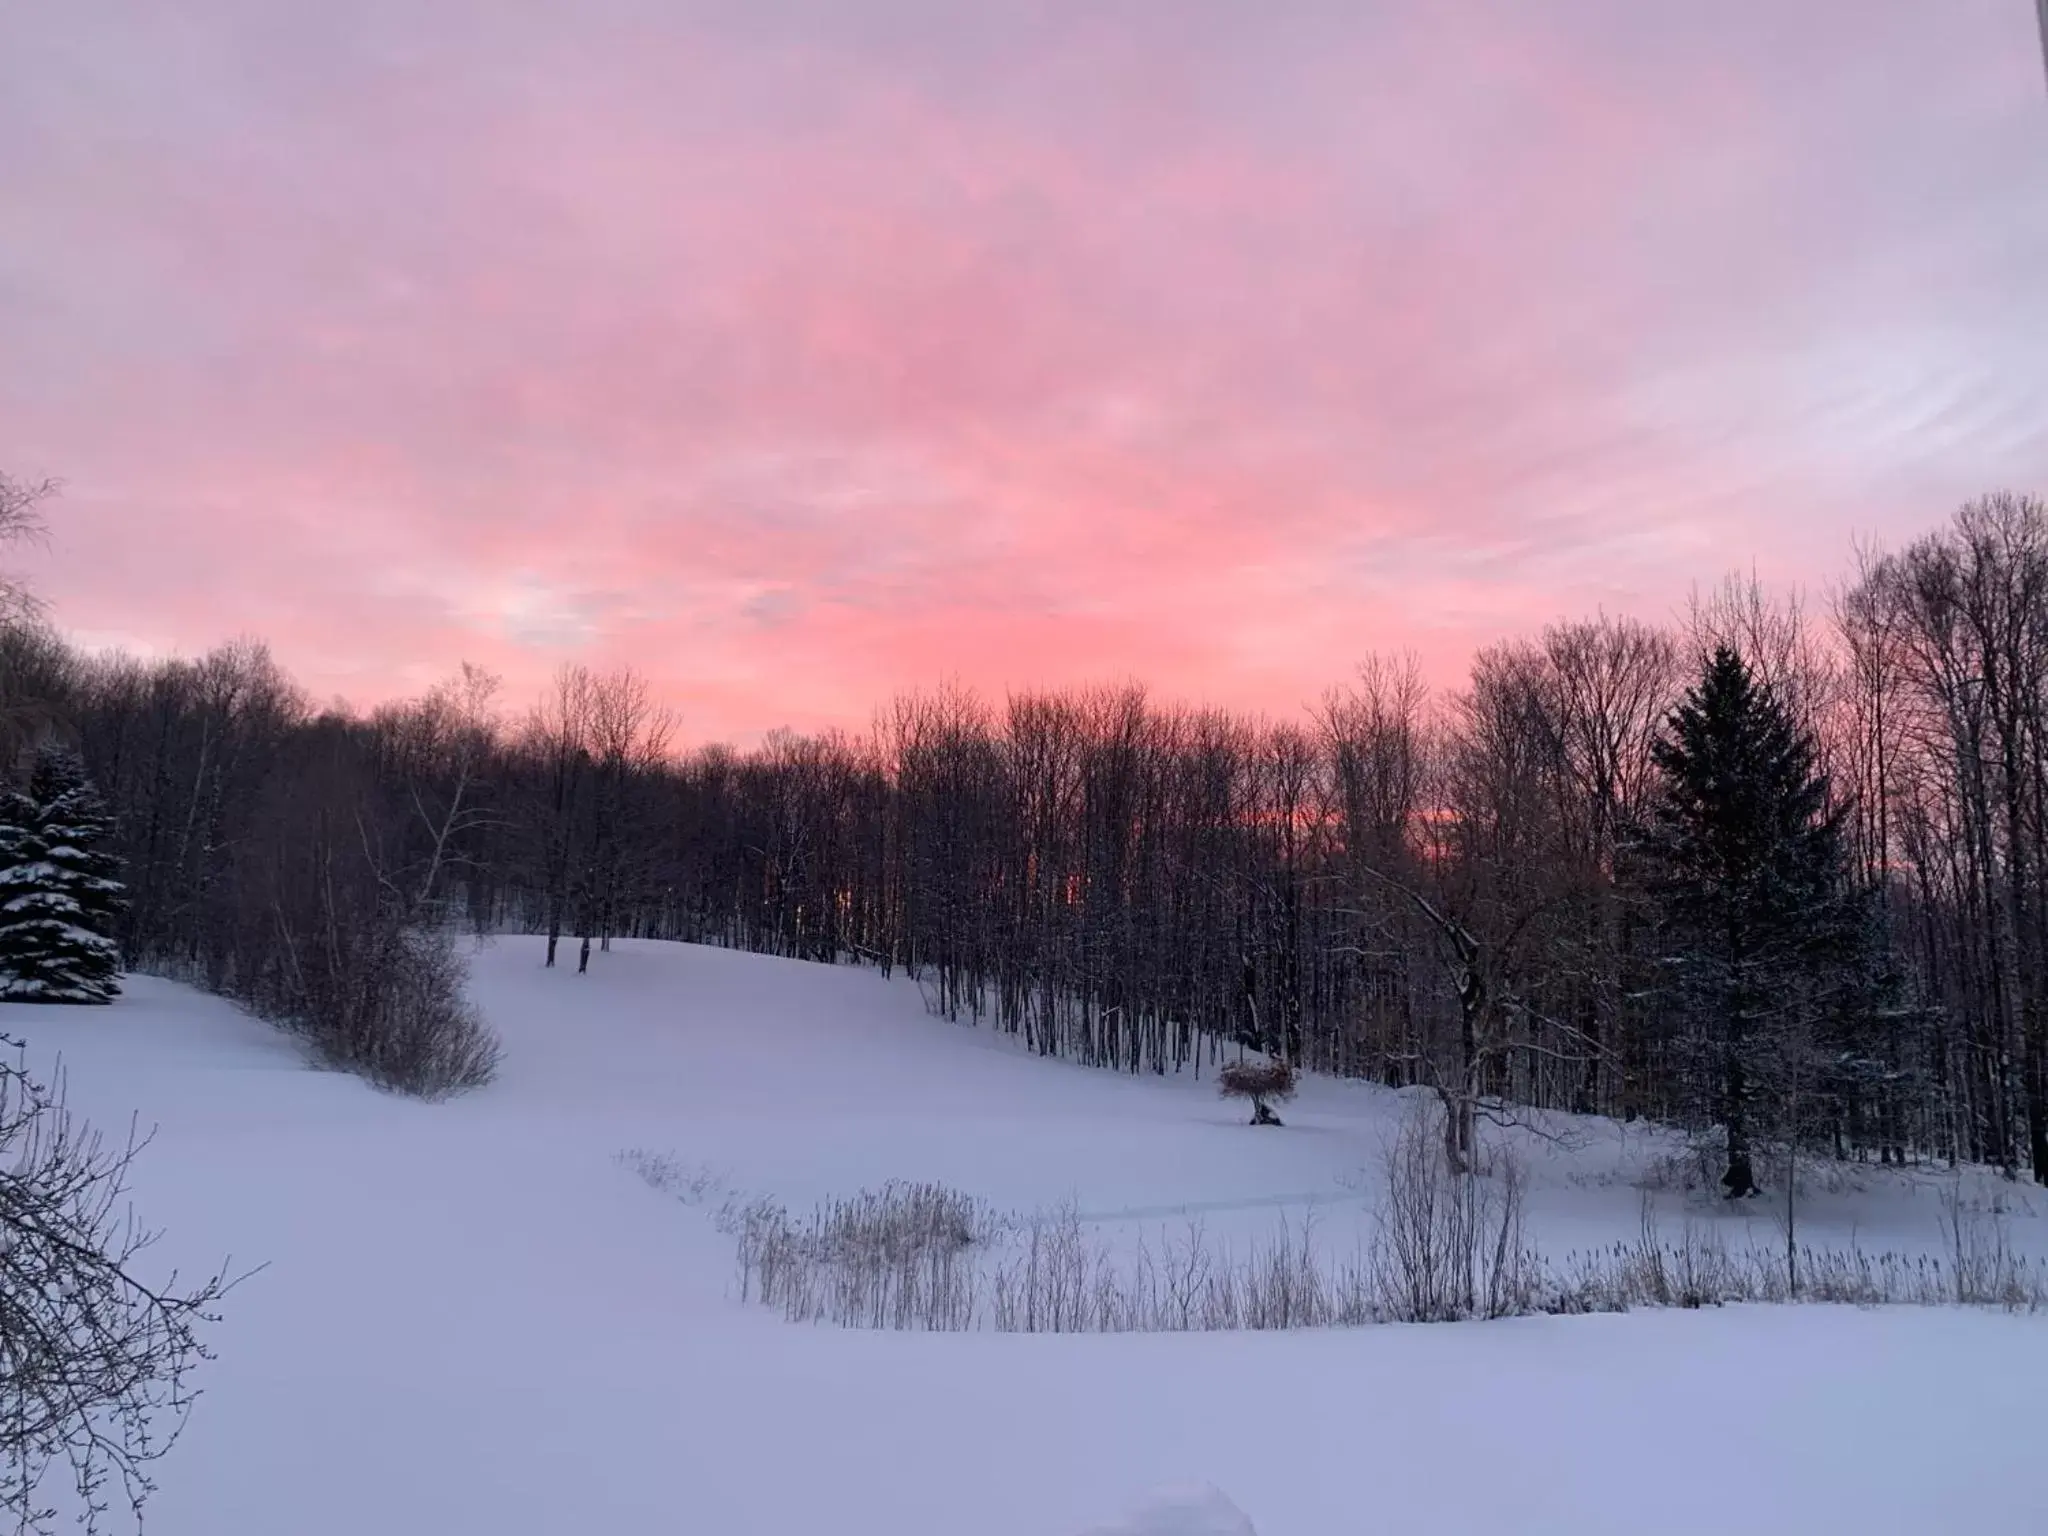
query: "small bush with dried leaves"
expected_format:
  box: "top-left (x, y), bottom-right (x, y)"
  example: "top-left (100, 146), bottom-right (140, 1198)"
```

top-left (1216, 1062), bottom-right (1298, 1123)
top-left (1216, 1061), bottom-right (1298, 1102)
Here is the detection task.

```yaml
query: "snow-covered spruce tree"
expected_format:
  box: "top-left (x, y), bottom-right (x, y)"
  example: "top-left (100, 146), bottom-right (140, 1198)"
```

top-left (1634, 645), bottom-right (1868, 1200)
top-left (30, 751), bottom-right (124, 943)
top-left (0, 750), bottom-right (124, 1005)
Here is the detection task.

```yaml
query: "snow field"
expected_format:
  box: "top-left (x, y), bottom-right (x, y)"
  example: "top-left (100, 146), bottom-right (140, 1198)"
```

top-left (6, 936), bottom-right (2045, 1535)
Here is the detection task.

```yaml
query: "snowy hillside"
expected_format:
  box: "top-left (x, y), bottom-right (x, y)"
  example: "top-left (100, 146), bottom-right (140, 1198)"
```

top-left (7, 937), bottom-right (2046, 1535)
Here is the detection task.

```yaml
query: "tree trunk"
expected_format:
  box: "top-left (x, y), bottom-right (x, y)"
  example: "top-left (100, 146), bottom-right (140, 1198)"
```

top-left (1723, 1065), bottom-right (1757, 1200)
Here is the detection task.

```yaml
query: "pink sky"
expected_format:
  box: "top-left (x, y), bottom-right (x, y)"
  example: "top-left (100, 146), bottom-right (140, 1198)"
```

top-left (4, 2), bottom-right (2045, 744)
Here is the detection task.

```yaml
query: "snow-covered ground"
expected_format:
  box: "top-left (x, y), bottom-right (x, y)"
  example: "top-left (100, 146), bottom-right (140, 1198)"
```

top-left (7, 937), bottom-right (2046, 1535)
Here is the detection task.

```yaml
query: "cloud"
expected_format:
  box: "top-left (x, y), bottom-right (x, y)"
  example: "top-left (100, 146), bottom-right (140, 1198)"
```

top-left (2, 0), bottom-right (2043, 742)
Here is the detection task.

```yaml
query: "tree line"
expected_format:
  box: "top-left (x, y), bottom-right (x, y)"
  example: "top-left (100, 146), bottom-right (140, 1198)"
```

top-left (6, 478), bottom-right (2048, 1182)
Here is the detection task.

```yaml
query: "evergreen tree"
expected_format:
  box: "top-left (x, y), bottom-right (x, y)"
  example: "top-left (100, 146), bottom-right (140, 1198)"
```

top-left (0, 748), bottom-right (124, 1004)
top-left (31, 747), bottom-right (126, 936)
top-left (1637, 646), bottom-right (1865, 1198)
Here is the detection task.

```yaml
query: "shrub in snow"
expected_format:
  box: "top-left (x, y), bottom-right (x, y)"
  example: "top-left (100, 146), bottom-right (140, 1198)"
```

top-left (723, 1180), bottom-right (1003, 1330)
top-left (290, 921), bottom-right (502, 1100)
top-left (1216, 1060), bottom-right (1296, 1126)
top-left (1369, 1098), bottom-right (1539, 1322)
top-left (0, 749), bottom-right (125, 1006)
top-left (0, 1038), bottom-right (232, 1532)
top-left (618, 1151), bottom-right (730, 1206)
top-left (673, 1150), bottom-right (2044, 1336)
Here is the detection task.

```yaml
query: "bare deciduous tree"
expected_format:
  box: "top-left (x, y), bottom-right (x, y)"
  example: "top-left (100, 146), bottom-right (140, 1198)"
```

top-left (7, 458), bottom-right (2043, 1183)
top-left (0, 472), bottom-right (54, 625)
top-left (1, 1043), bottom-right (235, 1533)
top-left (375, 662), bottom-right (504, 919)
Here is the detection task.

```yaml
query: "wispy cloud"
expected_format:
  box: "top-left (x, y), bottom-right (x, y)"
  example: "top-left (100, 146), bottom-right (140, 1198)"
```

top-left (3, 1), bottom-right (2043, 741)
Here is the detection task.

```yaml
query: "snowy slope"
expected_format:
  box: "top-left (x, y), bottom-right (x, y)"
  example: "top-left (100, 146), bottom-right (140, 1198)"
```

top-left (6, 938), bottom-right (2046, 1536)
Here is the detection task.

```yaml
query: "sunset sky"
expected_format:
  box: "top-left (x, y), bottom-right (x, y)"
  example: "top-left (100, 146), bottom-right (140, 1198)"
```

top-left (5, 2), bottom-right (2045, 744)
